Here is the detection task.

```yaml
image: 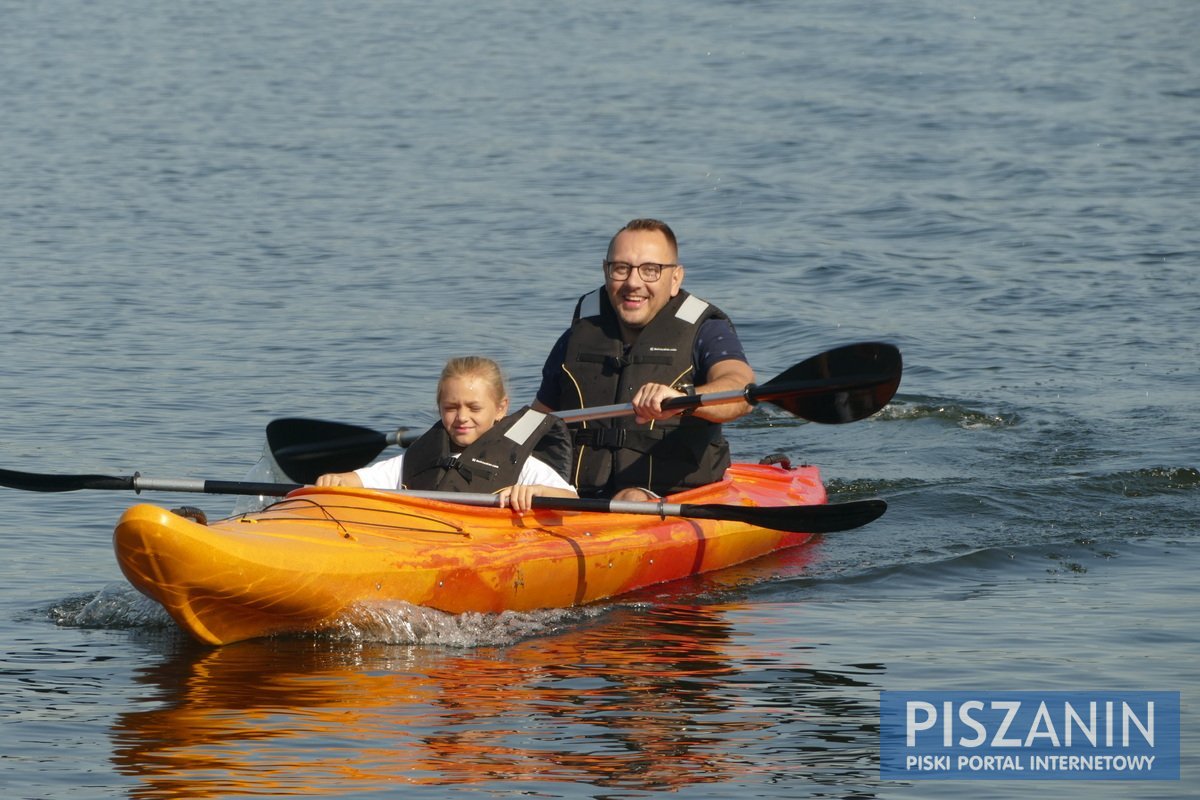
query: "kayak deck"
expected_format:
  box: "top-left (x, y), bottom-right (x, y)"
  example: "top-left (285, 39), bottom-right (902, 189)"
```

top-left (113, 462), bottom-right (826, 645)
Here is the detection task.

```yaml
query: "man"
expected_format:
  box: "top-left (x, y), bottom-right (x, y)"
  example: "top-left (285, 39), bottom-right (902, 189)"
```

top-left (532, 218), bottom-right (755, 500)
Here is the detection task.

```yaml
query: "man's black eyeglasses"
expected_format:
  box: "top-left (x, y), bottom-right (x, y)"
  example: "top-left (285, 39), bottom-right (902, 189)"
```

top-left (604, 261), bottom-right (678, 282)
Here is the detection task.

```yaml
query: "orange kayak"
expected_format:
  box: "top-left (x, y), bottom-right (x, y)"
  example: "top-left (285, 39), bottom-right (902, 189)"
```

top-left (114, 462), bottom-right (826, 645)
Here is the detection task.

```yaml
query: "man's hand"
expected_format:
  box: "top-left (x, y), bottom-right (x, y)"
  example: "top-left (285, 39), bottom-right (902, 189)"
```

top-left (630, 382), bottom-right (687, 424)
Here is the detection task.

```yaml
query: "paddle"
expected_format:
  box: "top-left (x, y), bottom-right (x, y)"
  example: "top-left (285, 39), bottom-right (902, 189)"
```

top-left (0, 467), bottom-right (885, 534)
top-left (265, 418), bottom-right (423, 482)
top-left (268, 341), bottom-right (902, 482)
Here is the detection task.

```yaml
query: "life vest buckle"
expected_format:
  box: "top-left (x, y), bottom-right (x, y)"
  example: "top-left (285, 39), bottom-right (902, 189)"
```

top-left (573, 427), bottom-right (627, 449)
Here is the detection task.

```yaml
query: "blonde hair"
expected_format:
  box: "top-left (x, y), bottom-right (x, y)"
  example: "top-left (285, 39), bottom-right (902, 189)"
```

top-left (437, 356), bottom-right (508, 405)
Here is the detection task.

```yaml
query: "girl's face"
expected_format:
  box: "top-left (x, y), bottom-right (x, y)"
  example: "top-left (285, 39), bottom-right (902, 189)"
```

top-left (438, 374), bottom-right (509, 450)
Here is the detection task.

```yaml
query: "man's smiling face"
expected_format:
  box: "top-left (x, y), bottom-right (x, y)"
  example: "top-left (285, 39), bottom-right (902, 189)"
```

top-left (603, 228), bottom-right (684, 334)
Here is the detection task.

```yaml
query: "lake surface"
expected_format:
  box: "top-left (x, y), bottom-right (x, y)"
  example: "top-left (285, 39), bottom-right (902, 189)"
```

top-left (2, 1), bottom-right (1196, 797)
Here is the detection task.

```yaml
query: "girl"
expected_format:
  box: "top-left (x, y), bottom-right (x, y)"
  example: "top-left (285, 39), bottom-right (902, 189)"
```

top-left (316, 356), bottom-right (577, 512)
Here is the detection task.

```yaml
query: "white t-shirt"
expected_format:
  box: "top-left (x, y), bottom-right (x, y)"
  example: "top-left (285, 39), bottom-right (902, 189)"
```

top-left (354, 453), bottom-right (574, 492)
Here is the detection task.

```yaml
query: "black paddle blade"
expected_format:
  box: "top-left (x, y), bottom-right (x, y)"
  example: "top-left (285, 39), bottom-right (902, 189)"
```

top-left (265, 418), bottom-right (390, 484)
top-left (678, 498), bottom-right (887, 533)
top-left (0, 467), bottom-right (134, 493)
top-left (753, 342), bottom-right (902, 423)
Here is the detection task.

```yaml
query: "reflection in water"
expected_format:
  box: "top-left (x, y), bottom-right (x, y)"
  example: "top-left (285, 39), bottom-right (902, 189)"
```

top-left (112, 599), bottom-right (884, 796)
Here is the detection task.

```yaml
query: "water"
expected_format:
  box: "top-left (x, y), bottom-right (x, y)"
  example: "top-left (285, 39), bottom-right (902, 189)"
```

top-left (2, 0), bottom-right (1197, 797)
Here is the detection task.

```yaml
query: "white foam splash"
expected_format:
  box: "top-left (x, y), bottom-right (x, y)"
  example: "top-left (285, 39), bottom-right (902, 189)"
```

top-left (318, 601), bottom-right (608, 648)
top-left (48, 583), bottom-right (174, 630)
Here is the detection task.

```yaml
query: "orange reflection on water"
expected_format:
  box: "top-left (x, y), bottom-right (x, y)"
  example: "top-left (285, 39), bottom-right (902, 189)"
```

top-left (112, 548), bottom-right (838, 796)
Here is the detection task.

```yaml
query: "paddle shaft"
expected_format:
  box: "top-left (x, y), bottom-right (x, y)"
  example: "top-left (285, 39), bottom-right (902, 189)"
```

top-left (271, 389), bottom-right (764, 460)
top-left (0, 471), bottom-right (306, 496)
top-left (567, 372), bottom-right (892, 423)
top-left (0, 467), bottom-right (885, 534)
top-left (181, 480), bottom-right (885, 535)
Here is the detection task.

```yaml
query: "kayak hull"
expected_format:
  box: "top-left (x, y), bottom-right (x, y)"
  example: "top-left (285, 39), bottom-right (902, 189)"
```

top-left (113, 463), bottom-right (826, 645)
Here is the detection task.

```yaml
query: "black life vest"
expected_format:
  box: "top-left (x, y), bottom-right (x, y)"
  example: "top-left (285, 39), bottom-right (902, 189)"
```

top-left (556, 288), bottom-right (732, 497)
top-left (401, 407), bottom-right (570, 492)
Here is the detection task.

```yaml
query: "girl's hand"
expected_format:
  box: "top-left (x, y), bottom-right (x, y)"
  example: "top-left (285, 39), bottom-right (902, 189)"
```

top-left (315, 471), bottom-right (363, 487)
top-left (499, 483), bottom-right (579, 513)
top-left (499, 483), bottom-right (541, 514)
